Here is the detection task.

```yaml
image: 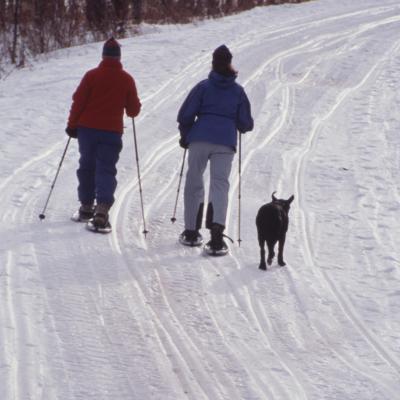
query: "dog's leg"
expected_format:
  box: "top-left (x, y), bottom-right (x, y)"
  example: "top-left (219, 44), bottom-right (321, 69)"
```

top-left (278, 234), bottom-right (286, 266)
top-left (258, 234), bottom-right (267, 270)
top-left (267, 240), bottom-right (275, 265)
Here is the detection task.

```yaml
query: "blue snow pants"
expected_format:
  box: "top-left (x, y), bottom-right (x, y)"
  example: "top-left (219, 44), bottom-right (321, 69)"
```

top-left (77, 127), bottom-right (123, 206)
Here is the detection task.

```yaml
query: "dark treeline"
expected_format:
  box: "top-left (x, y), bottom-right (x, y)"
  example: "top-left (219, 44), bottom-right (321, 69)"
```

top-left (0, 0), bottom-right (308, 69)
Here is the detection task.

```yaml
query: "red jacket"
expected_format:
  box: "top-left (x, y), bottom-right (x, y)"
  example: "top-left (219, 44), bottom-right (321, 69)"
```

top-left (68, 59), bottom-right (141, 134)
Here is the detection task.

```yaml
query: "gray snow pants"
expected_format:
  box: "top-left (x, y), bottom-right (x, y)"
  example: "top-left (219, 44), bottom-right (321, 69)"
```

top-left (184, 141), bottom-right (234, 231)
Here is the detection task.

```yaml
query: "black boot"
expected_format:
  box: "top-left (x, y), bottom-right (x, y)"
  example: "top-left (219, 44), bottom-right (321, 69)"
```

top-left (179, 230), bottom-right (203, 247)
top-left (205, 223), bottom-right (229, 255)
top-left (71, 204), bottom-right (94, 222)
top-left (79, 204), bottom-right (94, 221)
top-left (92, 203), bottom-right (111, 229)
top-left (87, 203), bottom-right (112, 233)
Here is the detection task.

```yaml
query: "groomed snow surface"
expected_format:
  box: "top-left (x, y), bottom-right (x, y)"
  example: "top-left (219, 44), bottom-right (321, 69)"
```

top-left (1, 0), bottom-right (400, 399)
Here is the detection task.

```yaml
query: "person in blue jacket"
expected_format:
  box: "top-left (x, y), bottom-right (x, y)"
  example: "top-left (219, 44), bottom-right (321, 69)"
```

top-left (177, 44), bottom-right (254, 253)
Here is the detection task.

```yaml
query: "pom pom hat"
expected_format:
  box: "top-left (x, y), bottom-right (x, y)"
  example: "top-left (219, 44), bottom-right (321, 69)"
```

top-left (102, 37), bottom-right (121, 59)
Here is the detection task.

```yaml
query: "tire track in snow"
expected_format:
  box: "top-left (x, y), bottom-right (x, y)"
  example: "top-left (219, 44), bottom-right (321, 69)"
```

top-left (111, 7), bottom-right (400, 396)
top-left (1, 0), bottom-right (398, 228)
top-left (149, 267), bottom-right (252, 399)
top-left (0, 39), bottom-right (209, 229)
top-left (35, 243), bottom-right (156, 399)
top-left (227, 19), bottom-right (352, 228)
top-left (115, 227), bottom-right (279, 397)
top-left (0, 139), bottom-right (69, 223)
top-left (204, 253), bottom-right (309, 400)
top-left (219, 9), bottom-right (400, 224)
top-left (109, 18), bottom-right (299, 251)
top-left (272, 17), bottom-right (398, 394)
top-left (230, 3), bottom-right (400, 60)
top-left (108, 24), bottom-right (334, 396)
top-left (119, 3), bottom-right (400, 244)
top-left (117, 253), bottom-right (234, 399)
top-left (126, 35), bottom-right (308, 394)
top-left (1, 247), bottom-right (52, 400)
top-left (226, 12), bottom-right (400, 234)
top-left (58, 8), bottom-right (400, 398)
top-left (292, 34), bottom-right (400, 378)
top-left (345, 43), bottom-right (400, 267)
top-left (2, 251), bottom-right (19, 400)
top-left (9, 4), bottom-right (400, 398)
top-left (76, 255), bottom-right (192, 399)
top-left (290, 26), bottom-right (400, 396)
top-left (3, 3), bottom-right (400, 400)
top-left (223, 11), bottom-right (400, 397)
top-left (117, 3), bottom-right (364, 247)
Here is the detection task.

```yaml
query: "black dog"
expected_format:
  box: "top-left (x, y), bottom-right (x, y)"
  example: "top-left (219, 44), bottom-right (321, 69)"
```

top-left (256, 192), bottom-right (294, 270)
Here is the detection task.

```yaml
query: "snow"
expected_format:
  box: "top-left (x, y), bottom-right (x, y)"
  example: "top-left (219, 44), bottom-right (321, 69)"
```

top-left (1, 0), bottom-right (400, 398)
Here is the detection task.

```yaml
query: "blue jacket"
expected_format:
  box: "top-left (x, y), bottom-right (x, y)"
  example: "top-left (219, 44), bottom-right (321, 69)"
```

top-left (177, 71), bottom-right (253, 150)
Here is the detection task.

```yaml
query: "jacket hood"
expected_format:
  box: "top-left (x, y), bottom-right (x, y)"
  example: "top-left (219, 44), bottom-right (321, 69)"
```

top-left (99, 58), bottom-right (123, 69)
top-left (208, 70), bottom-right (236, 88)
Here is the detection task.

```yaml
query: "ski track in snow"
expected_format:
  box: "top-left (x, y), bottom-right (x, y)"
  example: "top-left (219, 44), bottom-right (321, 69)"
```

top-left (1, 1), bottom-right (400, 399)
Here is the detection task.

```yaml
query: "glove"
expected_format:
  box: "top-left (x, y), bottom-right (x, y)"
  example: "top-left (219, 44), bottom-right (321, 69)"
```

top-left (65, 126), bottom-right (78, 138)
top-left (179, 136), bottom-right (188, 149)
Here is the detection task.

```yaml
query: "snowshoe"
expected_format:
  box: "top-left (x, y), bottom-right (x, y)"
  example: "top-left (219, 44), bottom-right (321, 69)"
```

top-left (203, 223), bottom-right (232, 256)
top-left (203, 241), bottom-right (229, 256)
top-left (179, 230), bottom-right (203, 247)
top-left (86, 213), bottom-right (112, 234)
top-left (71, 205), bottom-right (94, 223)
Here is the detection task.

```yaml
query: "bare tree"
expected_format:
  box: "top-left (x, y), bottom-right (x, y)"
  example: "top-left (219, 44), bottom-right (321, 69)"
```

top-left (86, 0), bottom-right (109, 37)
top-left (62, 0), bottom-right (86, 47)
top-left (0, 0), bottom-right (6, 30)
top-left (132, 0), bottom-right (142, 23)
top-left (32, 0), bottom-right (52, 54)
top-left (111, 0), bottom-right (130, 35)
top-left (0, 0), bottom-right (311, 70)
top-left (11, 0), bottom-right (21, 63)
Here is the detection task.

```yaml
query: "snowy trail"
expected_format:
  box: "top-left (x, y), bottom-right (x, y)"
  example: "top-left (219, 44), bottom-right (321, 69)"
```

top-left (1, 1), bottom-right (400, 399)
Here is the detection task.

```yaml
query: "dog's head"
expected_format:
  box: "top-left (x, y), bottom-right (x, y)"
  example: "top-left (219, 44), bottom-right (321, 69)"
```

top-left (271, 192), bottom-right (294, 213)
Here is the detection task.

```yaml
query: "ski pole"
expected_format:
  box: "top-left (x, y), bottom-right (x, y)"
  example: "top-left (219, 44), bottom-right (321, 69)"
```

top-left (170, 148), bottom-right (187, 223)
top-left (38, 137), bottom-right (71, 220)
top-left (237, 133), bottom-right (242, 246)
top-left (132, 118), bottom-right (148, 237)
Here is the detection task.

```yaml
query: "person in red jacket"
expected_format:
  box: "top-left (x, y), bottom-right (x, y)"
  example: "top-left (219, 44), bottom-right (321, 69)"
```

top-left (66, 37), bottom-right (141, 232)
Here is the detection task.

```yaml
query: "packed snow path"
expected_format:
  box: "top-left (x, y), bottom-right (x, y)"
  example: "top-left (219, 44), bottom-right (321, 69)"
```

top-left (1, 1), bottom-right (400, 399)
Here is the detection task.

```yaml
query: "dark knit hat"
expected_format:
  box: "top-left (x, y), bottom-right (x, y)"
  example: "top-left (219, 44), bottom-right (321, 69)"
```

top-left (212, 45), bottom-right (232, 70)
top-left (102, 37), bottom-right (121, 58)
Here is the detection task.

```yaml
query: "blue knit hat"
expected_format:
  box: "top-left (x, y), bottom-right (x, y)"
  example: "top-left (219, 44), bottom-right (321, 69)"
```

top-left (102, 37), bottom-right (121, 58)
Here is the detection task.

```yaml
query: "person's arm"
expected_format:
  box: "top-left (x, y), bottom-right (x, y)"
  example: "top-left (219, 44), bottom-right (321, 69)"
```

top-left (67, 72), bottom-right (92, 129)
top-left (126, 76), bottom-right (141, 118)
top-left (177, 82), bottom-right (203, 139)
top-left (236, 89), bottom-right (254, 133)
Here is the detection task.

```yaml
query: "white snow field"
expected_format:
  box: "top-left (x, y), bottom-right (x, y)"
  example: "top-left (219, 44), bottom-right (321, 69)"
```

top-left (1, 0), bottom-right (400, 399)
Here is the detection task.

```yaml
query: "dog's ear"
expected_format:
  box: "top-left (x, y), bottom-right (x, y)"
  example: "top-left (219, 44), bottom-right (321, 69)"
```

top-left (271, 191), bottom-right (277, 202)
top-left (287, 195), bottom-right (294, 204)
